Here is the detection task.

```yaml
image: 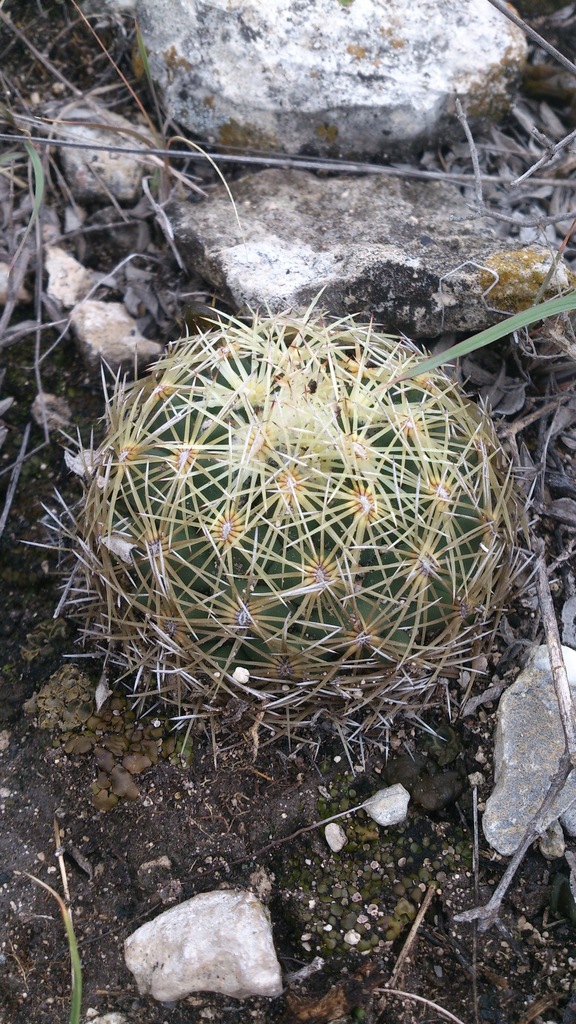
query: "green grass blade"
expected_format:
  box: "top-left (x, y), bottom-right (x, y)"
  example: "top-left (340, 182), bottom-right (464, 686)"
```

top-left (134, 20), bottom-right (153, 82)
top-left (9, 141), bottom-right (45, 267)
top-left (23, 140), bottom-right (44, 225)
top-left (398, 290), bottom-right (576, 381)
top-left (25, 874), bottom-right (82, 1024)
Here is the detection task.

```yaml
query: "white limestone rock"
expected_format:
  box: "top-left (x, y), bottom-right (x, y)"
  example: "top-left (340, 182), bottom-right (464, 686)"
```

top-left (483, 645), bottom-right (576, 857)
top-left (56, 104), bottom-right (153, 202)
top-left (70, 300), bottom-right (161, 372)
top-left (45, 245), bottom-right (96, 309)
top-left (124, 889), bottom-right (283, 1002)
top-left (84, 1014), bottom-right (128, 1024)
top-left (135, 0), bottom-right (526, 158)
top-left (363, 784), bottom-right (410, 826)
top-left (168, 169), bottom-right (575, 337)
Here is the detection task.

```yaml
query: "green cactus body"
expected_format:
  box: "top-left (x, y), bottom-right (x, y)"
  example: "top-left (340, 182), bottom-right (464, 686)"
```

top-left (67, 309), bottom-right (521, 734)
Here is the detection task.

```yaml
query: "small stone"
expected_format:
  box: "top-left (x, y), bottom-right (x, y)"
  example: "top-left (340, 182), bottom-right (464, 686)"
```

top-left (124, 890), bottom-right (283, 1001)
top-left (538, 820), bottom-right (565, 861)
top-left (324, 823), bottom-right (347, 852)
top-left (483, 645), bottom-right (576, 856)
top-left (232, 666), bottom-right (250, 684)
top-left (362, 784), bottom-right (410, 826)
top-left (31, 393), bottom-right (72, 432)
top-left (468, 772), bottom-right (484, 788)
top-left (70, 300), bottom-right (162, 373)
top-left (57, 103), bottom-right (154, 202)
top-left (45, 245), bottom-right (95, 308)
top-left (84, 1013), bottom-right (127, 1024)
top-left (343, 929), bottom-right (361, 946)
top-left (139, 856), bottom-right (172, 875)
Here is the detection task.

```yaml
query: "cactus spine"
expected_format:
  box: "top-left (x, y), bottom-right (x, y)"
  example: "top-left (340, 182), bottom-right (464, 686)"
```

top-left (63, 308), bottom-right (521, 737)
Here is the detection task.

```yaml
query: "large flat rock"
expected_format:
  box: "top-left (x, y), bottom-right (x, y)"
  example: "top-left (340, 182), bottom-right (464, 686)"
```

top-left (169, 169), bottom-right (574, 337)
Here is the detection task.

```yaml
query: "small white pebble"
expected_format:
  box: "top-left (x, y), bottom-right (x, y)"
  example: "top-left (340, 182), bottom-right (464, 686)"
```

top-left (325, 822), bottom-right (347, 852)
top-left (363, 784), bottom-right (410, 826)
top-left (344, 929), bottom-right (361, 946)
top-left (232, 666), bottom-right (250, 684)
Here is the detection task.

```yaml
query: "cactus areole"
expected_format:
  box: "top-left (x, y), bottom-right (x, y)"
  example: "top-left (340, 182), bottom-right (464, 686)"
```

top-left (65, 308), bottom-right (521, 737)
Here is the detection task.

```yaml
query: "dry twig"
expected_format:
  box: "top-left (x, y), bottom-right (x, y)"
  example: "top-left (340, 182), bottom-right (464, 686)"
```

top-left (0, 423), bottom-right (31, 539)
top-left (375, 987), bottom-right (468, 1024)
top-left (485, 0), bottom-right (576, 80)
top-left (388, 883), bottom-right (437, 989)
top-left (535, 539), bottom-right (576, 757)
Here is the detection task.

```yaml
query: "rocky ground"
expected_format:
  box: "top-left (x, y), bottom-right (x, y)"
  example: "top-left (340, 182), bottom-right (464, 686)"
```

top-left (1, 3), bottom-right (576, 1024)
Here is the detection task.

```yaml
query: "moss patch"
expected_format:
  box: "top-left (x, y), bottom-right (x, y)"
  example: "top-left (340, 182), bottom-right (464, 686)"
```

top-left (278, 778), bottom-right (472, 957)
top-left (479, 247), bottom-right (576, 312)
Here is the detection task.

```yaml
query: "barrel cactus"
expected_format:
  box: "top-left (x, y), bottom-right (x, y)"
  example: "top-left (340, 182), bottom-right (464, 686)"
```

top-left (61, 307), bottom-right (522, 739)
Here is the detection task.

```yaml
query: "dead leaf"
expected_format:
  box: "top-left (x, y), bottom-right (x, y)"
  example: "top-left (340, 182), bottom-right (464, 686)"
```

top-left (284, 962), bottom-right (385, 1023)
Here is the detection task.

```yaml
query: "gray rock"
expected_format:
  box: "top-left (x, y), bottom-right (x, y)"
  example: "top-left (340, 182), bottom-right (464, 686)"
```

top-left (56, 104), bottom-right (153, 203)
top-left (483, 645), bottom-right (576, 857)
top-left (169, 170), bottom-right (575, 337)
top-left (135, 0), bottom-right (526, 158)
top-left (124, 889), bottom-right (283, 1001)
top-left (363, 784), bottom-right (410, 826)
top-left (560, 800), bottom-right (576, 838)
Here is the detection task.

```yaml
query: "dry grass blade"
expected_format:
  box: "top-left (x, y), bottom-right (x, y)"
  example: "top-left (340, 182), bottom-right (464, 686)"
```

top-left (535, 540), bottom-right (576, 759)
top-left (388, 882), bottom-right (436, 987)
top-left (0, 423), bottom-right (30, 539)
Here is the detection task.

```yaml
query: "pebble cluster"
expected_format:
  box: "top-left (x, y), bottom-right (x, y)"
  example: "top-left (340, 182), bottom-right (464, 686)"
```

top-left (283, 782), bottom-right (472, 955)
